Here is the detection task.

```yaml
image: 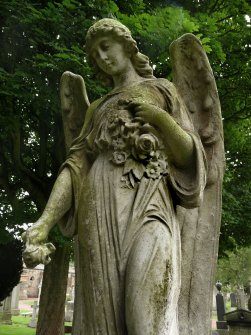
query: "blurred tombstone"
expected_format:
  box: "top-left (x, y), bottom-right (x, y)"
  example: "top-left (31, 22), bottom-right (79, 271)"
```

top-left (37, 279), bottom-right (42, 305)
top-left (215, 281), bottom-right (228, 330)
top-left (230, 293), bottom-right (237, 309)
top-left (236, 288), bottom-right (246, 309)
top-left (28, 301), bottom-right (38, 328)
top-left (65, 301), bottom-right (74, 322)
top-left (248, 280), bottom-right (251, 311)
top-left (0, 295), bottom-right (12, 324)
top-left (11, 284), bottom-right (20, 315)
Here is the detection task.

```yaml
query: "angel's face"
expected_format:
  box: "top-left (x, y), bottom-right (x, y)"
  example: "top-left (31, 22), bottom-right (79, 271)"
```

top-left (90, 36), bottom-right (131, 77)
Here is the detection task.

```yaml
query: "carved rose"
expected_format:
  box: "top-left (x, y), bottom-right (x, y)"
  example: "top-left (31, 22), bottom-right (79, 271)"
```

top-left (134, 133), bottom-right (158, 160)
top-left (112, 151), bottom-right (128, 165)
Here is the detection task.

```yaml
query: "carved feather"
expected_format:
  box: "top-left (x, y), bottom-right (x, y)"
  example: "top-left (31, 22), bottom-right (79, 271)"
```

top-left (170, 34), bottom-right (224, 185)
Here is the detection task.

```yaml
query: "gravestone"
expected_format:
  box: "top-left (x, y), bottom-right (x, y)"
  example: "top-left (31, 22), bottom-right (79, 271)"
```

top-left (216, 281), bottom-right (228, 330)
top-left (237, 288), bottom-right (247, 309)
top-left (11, 284), bottom-right (20, 315)
top-left (65, 301), bottom-right (74, 322)
top-left (0, 295), bottom-right (12, 324)
top-left (230, 293), bottom-right (237, 309)
top-left (28, 301), bottom-right (38, 328)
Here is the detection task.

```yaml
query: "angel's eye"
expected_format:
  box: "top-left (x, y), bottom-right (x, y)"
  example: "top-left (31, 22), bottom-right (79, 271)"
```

top-left (101, 43), bottom-right (110, 51)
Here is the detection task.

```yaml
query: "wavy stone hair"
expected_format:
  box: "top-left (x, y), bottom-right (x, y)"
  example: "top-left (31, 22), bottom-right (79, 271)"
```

top-left (85, 18), bottom-right (155, 86)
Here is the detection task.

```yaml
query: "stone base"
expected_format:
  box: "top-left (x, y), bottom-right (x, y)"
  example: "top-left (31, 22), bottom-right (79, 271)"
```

top-left (217, 321), bottom-right (228, 329)
top-left (28, 319), bottom-right (37, 328)
top-left (0, 311), bottom-right (12, 324)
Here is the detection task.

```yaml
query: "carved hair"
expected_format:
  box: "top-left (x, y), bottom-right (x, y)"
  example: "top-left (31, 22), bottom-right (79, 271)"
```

top-left (85, 18), bottom-right (154, 86)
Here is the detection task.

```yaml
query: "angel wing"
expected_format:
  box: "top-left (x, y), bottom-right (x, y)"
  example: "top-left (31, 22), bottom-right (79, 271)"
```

top-left (58, 72), bottom-right (90, 239)
top-left (170, 34), bottom-right (225, 335)
top-left (60, 71), bottom-right (90, 153)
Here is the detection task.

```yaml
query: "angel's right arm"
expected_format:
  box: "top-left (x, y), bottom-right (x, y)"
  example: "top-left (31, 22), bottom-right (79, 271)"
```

top-left (23, 167), bottom-right (72, 245)
top-left (39, 167), bottom-right (72, 229)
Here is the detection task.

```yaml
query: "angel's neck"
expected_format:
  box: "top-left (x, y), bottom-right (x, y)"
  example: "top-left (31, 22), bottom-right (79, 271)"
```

top-left (112, 65), bottom-right (142, 89)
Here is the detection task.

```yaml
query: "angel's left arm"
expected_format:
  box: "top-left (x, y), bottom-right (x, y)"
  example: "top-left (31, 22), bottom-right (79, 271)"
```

top-left (130, 102), bottom-right (194, 169)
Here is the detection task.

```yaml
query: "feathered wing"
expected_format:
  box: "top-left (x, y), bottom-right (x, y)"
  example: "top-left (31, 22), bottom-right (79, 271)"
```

top-left (170, 34), bottom-right (225, 335)
top-left (60, 71), bottom-right (90, 153)
top-left (59, 71), bottom-right (90, 237)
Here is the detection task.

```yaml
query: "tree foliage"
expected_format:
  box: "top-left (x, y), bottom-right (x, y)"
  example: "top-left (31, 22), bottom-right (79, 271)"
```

top-left (216, 246), bottom-right (251, 289)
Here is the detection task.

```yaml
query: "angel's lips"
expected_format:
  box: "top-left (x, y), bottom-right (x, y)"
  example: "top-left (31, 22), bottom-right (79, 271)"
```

top-left (101, 61), bottom-right (113, 71)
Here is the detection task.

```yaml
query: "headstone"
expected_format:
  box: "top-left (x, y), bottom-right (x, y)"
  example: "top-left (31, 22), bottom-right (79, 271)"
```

top-left (28, 301), bottom-right (38, 328)
top-left (11, 284), bottom-right (20, 315)
top-left (236, 288), bottom-right (247, 309)
top-left (0, 295), bottom-right (12, 324)
top-left (65, 301), bottom-right (74, 322)
top-left (70, 286), bottom-right (75, 302)
top-left (37, 279), bottom-right (42, 305)
top-left (248, 281), bottom-right (251, 311)
top-left (230, 293), bottom-right (237, 309)
top-left (215, 281), bottom-right (228, 330)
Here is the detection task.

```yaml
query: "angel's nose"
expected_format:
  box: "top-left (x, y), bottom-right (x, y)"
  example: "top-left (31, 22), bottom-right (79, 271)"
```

top-left (96, 48), bottom-right (108, 61)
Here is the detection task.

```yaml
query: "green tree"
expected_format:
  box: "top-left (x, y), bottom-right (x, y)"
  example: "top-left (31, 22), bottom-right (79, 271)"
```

top-left (216, 247), bottom-right (251, 289)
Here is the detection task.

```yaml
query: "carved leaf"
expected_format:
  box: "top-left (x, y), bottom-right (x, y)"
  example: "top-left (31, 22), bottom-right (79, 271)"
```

top-left (123, 158), bottom-right (145, 181)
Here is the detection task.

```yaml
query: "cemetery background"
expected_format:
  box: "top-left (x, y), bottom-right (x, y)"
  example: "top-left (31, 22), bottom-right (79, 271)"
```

top-left (0, 263), bottom-right (75, 334)
top-left (0, 0), bottom-right (250, 334)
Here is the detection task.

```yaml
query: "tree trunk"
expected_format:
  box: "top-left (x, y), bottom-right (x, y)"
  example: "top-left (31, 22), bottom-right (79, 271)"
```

top-left (36, 244), bottom-right (70, 335)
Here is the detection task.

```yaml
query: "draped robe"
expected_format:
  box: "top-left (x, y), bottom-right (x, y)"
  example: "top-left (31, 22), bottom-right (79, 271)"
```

top-left (59, 78), bottom-right (206, 335)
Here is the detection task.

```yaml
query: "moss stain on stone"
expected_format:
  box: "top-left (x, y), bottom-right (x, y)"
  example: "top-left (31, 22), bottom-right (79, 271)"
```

top-left (150, 261), bottom-right (171, 334)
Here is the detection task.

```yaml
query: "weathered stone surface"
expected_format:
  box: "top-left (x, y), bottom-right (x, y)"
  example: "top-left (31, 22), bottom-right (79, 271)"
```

top-left (28, 301), bottom-right (38, 328)
top-left (22, 18), bottom-right (224, 335)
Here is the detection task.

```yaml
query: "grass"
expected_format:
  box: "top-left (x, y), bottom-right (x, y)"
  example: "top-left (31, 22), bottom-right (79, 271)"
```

top-left (0, 315), bottom-right (36, 335)
top-left (0, 315), bottom-right (72, 335)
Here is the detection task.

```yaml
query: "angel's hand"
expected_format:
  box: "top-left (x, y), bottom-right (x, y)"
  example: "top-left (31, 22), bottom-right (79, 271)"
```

top-left (22, 220), bottom-right (50, 246)
top-left (22, 220), bottom-right (55, 268)
top-left (128, 101), bottom-right (166, 127)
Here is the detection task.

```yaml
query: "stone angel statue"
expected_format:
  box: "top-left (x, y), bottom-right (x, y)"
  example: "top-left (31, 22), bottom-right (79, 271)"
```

top-left (22, 18), bottom-right (224, 335)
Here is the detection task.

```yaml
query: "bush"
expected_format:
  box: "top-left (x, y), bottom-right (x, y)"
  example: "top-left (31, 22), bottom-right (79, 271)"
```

top-left (0, 239), bottom-right (24, 302)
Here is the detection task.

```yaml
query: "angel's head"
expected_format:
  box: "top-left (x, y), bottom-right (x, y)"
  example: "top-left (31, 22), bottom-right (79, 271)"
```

top-left (85, 18), bottom-right (154, 86)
